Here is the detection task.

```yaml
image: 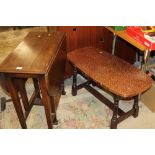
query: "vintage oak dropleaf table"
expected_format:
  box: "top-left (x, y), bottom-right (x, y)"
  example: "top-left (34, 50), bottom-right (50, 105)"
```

top-left (0, 31), bottom-right (66, 129)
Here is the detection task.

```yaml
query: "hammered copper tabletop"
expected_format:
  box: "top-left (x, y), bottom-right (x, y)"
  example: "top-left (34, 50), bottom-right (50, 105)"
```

top-left (67, 47), bottom-right (152, 98)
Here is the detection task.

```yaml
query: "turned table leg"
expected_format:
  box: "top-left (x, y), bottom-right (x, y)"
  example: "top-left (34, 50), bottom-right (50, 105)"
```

top-left (110, 96), bottom-right (119, 129)
top-left (133, 95), bottom-right (139, 118)
top-left (72, 65), bottom-right (77, 96)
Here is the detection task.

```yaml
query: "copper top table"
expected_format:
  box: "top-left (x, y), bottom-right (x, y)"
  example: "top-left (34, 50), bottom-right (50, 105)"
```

top-left (68, 47), bottom-right (152, 98)
top-left (67, 47), bottom-right (152, 128)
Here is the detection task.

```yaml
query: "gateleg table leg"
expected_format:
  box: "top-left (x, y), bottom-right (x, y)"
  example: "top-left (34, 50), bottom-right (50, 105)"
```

top-left (16, 79), bottom-right (30, 112)
top-left (33, 78), bottom-right (41, 99)
top-left (7, 77), bottom-right (27, 129)
top-left (39, 76), bottom-right (53, 129)
top-left (49, 96), bottom-right (58, 125)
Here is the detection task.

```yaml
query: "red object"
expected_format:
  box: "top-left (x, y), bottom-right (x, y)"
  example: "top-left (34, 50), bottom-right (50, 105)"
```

top-left (126, 26), bottom-right (155, 50)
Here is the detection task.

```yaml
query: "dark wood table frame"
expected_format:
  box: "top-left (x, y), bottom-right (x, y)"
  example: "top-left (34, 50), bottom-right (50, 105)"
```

top-left (0, 32), bottom-right (66, 129)
top-left (68, 47), bottom-right (152, 129)
top-left (6, 75), bottom-right (43, 128)
top-left (5, 70), bottom-right (65, 129)
top-left (71, 65), bottom-right (139, 129)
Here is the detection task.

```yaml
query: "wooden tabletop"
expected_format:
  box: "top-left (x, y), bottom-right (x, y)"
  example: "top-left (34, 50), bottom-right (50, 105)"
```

top-left (68, 47), bottom-right (152, 98)
top-left (105, 26), bottom-right (148, 51)
top-left (0, 31), bottom-right (65, 74)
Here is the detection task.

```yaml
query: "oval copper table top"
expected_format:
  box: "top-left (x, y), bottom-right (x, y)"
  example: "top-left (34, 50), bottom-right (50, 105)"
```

top-left (67, 47), bottom-right (152, 98)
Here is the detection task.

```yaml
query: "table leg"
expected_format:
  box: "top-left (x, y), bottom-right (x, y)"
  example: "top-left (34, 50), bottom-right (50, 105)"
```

top-left (143, 50), bottom-right (151, 71)
top-left (110, 96), bottom-right (119, 129)
top-left (39, 76), bottom-right (53, 129)
top-left (112, 34), bottom-right (117, 55)
top-left (16, 79), bottom-right (30, 111)
top-left (33, 78), bottom-right (41, 99)
top-left (7, 77), bottom-right (27, 129)
top-left (61, 82), bottom-right (66, 95)
top-left (49, 96), bottom-right (58, 125)
top-left (132, 95), bottom-right (139, 118)
top-left (72, 65), bottom-right (77, 96)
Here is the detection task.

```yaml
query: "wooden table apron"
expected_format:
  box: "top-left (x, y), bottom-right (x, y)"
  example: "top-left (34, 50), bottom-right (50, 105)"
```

top-left (0, 31), bottom-right (66, 129)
